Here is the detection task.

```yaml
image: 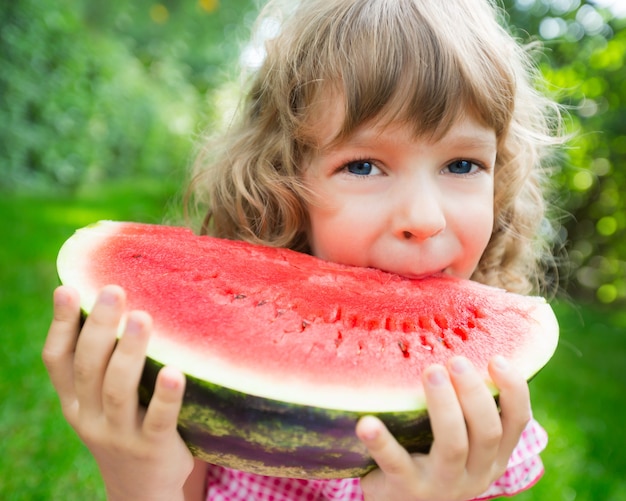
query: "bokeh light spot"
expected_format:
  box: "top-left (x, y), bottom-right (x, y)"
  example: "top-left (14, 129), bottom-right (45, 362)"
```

top-left (199, 0), bottom-right (219, 13)
top-left (572, 170), bottom-right (594, 191)
top-left (150, 4), bottom-right (169, 24)
top-left (596, 216), bottom-right (618, 236)
top-left (597, 284), bottom-right (618, 304)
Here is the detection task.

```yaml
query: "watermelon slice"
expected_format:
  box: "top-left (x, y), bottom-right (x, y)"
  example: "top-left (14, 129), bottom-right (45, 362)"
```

top-left (56, 221), bottom-right (559, 479)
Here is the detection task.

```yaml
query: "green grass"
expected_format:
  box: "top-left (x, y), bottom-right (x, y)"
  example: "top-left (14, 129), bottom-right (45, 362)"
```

top-left (515, 301), bottom-right (626, 501)
top-left (0, 180), bottom-right (180, 500)
top-left (1, 183), bottom-right (625, 499)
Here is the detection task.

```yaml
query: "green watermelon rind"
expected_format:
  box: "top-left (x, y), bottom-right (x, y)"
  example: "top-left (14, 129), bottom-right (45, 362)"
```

top-left (140, 357), bottom-right (433, 479)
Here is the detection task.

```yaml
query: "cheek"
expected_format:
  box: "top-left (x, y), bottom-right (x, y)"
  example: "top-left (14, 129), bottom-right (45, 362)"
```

top-left (463, 202), bottom-right (494, 260)
top-left (307, 210), bottom-right (351, 260)
top-left (305, 198), bottom-right (335, 259)
top-left (306, 200), bottom-right (371, 262)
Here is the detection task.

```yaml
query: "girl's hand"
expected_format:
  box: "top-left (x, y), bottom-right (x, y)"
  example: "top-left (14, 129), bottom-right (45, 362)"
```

top-left (357, 356), bottom-right (530, 501)
top-left (42, 285), bottom-right (196, 501)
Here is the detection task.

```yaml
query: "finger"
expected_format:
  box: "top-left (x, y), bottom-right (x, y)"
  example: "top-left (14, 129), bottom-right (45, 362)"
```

top-left (489, 356), bottom-right (531, 467)
top-left (73, 285), bottom-right (126, 416)
top-left (448, 357), bottom-right (502, 477)
top-left (142, 366), bottom-right (186, 441)
top-left (422, 364), bottom-right (468, 476)
top-left (42, 286), bottom-right (82, 413)
top-left (356, 415), bottom-right (415, 478)
top-left (102, 310), bottom-right (152, 430)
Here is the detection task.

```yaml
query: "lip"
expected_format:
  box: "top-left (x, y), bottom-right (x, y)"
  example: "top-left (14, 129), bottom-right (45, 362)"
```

top-left (367, 259), bottom-right (451, 280)
top-left (396, 269), bottom-right (447, 281)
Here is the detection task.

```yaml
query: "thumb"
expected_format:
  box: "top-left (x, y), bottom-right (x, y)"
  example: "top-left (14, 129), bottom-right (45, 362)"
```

top-left (356, 415), bottom-right (414, 478)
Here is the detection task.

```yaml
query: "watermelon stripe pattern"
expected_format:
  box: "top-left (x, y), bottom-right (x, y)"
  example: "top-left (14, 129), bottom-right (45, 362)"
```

top-left (140, 359), bottom-right (433, 478)
top-left (203, 416), bottom-right (547, 499)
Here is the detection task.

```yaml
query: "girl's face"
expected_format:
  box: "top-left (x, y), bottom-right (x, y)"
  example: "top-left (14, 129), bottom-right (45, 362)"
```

top-left (303, 106), bottom-right (496, 280)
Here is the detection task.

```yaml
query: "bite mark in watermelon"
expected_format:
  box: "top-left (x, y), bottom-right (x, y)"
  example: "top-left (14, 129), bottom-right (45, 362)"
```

top-left (56, 221), bottom-right (559, 478)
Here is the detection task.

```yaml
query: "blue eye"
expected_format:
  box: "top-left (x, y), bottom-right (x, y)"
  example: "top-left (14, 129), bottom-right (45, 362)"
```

top-left (447, 160), bottom-right (478, 175)
top-left (345, 160), bottom-right (378, 176)
top-left (346, 161), bottom-right (374, 175)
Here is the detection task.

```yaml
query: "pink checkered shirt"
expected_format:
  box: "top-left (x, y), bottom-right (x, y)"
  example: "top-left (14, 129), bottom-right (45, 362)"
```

top-left (205, 418), bottom-right (547, 500)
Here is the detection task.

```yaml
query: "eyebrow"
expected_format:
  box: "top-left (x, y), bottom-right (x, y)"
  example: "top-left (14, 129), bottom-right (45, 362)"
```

top-left (322, 129), bottom-right (497, 155)
top-left (442, 133), bottom-right (497, 149)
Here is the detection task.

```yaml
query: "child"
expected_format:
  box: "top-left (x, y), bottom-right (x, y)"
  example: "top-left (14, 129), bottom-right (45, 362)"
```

top-left (43, 0), bottom-right (563, 499)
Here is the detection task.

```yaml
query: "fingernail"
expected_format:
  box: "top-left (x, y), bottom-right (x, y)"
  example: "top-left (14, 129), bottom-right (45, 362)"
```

top-left (358, 416), bottom-right (381, 441)
top-left (160, 376), bottom-right (180, 390)
top-left (361, 428), bottom-right (379, 442)
top-left (125, 316), bottom-right (142, 335)
top-left (427, 366), bottom-right (447, 386)
top-left (451, 357), bottom-right (471, 374)
top-left (54, 288), bottom-right (71, 306)
top-left (493, 355), bottom-right (509, 371)
top-left (159, 366), bottom-right (183, 389)
top-left (99, 288), bottom-right (119, 306)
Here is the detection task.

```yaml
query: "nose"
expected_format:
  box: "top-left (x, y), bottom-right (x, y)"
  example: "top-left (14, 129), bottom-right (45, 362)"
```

top-left (393, 182), bottom-right (446, 241)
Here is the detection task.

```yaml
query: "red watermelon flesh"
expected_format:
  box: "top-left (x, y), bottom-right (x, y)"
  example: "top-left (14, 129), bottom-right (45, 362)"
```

top-left (57, 221), bottom-right (559, 413)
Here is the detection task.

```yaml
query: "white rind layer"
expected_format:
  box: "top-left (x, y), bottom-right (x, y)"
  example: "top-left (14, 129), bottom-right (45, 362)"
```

top-left (143, 300), bottom-right (558, 412)
top-left (57, 221), bottom-right (560, 413)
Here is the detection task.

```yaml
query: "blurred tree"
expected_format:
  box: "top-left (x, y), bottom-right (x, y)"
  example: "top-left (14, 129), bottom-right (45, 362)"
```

top-left (504, 0), bottom-right (626, 304)
top-left (79, 0), bottom-right (256, 95)
top-left (0, 0), bottom-right (255, 191)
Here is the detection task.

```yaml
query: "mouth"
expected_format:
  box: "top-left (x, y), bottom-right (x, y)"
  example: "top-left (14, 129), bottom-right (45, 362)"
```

top-left (367, 258), bottom-right (453, 280)
top-left (398, 269), bottom-right (448, 281)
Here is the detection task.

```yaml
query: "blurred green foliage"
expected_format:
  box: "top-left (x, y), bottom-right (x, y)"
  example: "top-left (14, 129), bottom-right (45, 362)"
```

top-left (1, 0), bottom-right (255, 190)
top-left (502, 0), bottom-right (626, 306)
top-left (1, 0), bottom-right (624, 304)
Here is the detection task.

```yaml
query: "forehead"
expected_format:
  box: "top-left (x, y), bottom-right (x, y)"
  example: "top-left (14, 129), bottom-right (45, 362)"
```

top-left (309, 92), bottom-right (496, 153)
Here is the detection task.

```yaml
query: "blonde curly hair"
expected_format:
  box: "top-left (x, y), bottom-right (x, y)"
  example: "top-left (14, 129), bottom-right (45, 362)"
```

top-left (189, 0), bottom-right (563, 295)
